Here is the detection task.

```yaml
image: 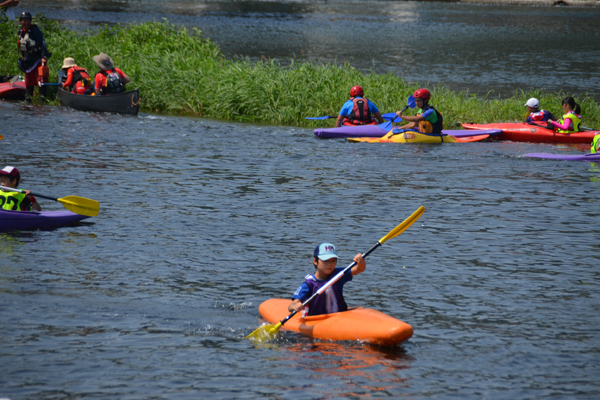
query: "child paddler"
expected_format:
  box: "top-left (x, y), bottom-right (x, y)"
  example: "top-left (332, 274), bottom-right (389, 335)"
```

top-left (0, 166), bottom-right (41, 211)
top-left (524, 98), bottom-right (555, 123)
top-left (591, 134), bottom-right (600, 154)
top-left (548, 96), bottom-right (582, 134)
top-left (335, 85), bottom-right (385, 127)
top-left (394, 88), bottom-right (443, 134)
top-left (92, 53), bottom-right (131, 96)
top-left (288, 243), bottom-right (365, 317)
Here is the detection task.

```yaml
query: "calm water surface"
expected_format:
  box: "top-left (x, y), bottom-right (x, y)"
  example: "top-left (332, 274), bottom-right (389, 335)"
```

top-left (1, 101), bottom-right (599, 398)
top-left (14, 0), bottom-right (600, 99)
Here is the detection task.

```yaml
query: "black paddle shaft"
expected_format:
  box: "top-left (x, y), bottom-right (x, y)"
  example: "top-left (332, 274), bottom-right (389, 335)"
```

top-left (279, 241), bottom-right (383, 326)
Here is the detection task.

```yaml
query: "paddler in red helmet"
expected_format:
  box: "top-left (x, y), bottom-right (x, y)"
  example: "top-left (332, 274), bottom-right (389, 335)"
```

top-left (335, 85), bottom-right (385, 127)
top-left (395, 88), bottom-right (444, 134)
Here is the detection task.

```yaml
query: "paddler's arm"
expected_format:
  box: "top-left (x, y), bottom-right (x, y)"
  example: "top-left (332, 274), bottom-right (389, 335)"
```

top-left (350, 253), bottom-right (366, 276)
top-left (335, 114), bottom-right (345, 128)
top-left (288, 299), bottom-right (303, 313)
top-left (373, 111), bottom-right (384, 124)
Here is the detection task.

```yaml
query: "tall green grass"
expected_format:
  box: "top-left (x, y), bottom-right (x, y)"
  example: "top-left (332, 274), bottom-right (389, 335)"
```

top-left (1, 15), bottom-right (599, 128)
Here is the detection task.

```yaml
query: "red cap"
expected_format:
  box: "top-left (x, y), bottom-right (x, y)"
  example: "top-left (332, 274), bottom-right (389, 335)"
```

top-left (0, 166), bottom-right (21, 184)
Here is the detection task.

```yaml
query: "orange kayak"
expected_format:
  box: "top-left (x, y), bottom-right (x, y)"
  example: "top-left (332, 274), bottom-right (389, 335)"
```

top-left (258, 298), bottom-right (413, 346)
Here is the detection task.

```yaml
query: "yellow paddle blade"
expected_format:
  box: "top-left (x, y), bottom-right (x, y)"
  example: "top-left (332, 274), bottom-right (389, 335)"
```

top-left (57, 196), bottom-right (100, 217)
top-left (245, 322), bottom-right (282, 342)
top-left (0, 134), bottom-right (4, 140)
top-left (379, 206), bottom-right (425, 244)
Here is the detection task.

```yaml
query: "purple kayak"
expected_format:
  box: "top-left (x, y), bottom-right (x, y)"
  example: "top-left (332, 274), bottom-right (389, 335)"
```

top-left (524, 153), bottom-right (600, 162)
top-left (0, 209), bottom-right (90, 231)
top-left (314, 125), bottom-right (502, 139)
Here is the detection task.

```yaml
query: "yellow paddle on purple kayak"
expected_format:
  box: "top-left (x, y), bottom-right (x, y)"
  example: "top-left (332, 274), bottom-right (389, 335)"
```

top-left (0, 185), bottom-right (100, 217)
top-left (245, 205), bottom-right (425, 342)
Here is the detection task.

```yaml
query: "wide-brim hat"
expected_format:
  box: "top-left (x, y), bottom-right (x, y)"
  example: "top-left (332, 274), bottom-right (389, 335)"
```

top-left (93, 53), bottom-right (114, 70)
top-left (61, 57), bottom-right (76, 69)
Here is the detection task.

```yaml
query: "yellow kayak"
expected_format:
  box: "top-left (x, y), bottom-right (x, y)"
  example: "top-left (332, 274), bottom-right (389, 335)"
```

top-left (348, 129), bottom-right (493, 143)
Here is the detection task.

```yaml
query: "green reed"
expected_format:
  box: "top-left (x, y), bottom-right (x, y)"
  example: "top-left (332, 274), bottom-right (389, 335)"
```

top-left (1, 15), bottom-right (598, 129)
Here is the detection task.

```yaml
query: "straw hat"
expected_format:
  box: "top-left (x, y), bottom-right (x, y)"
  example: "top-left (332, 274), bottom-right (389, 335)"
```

top-left (61, 57), bottom-right (76, 69)
top-left (93, 53), bottom-right (114, 70)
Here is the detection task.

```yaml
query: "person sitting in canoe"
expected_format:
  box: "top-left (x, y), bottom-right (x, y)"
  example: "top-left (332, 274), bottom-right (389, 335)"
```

top-left (92, 52), bottom-right (131, 96)
top-left (0, 166), bottom-right (41, 211)
top-left (288, 242), bottom-right (365, 317)
top-left (335, 85), bottom-right (384, 127)
top-left (60, 57), bottom-right (93, 95)
top-left (548, 96), bottom-right (582, 134)
top-left (524, 98), bottom-right (555, 123)
top-left (395, 88), bottom-right (443, 134)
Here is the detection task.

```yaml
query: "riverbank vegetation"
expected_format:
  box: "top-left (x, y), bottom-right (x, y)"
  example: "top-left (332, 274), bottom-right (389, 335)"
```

top-left (2, 15), bottom-right (599, 128)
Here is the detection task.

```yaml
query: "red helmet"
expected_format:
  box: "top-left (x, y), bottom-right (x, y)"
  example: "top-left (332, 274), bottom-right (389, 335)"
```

top-left (350, 85), bottom-right (364, 97)
top-left (413, 88), bottom-right (431, 100)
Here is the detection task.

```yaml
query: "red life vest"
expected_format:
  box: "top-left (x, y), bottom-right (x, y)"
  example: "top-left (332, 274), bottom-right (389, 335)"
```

top-left (344, 97), bottom-right (373, 125)
top-left (69, 66), bottom-right (92, 94)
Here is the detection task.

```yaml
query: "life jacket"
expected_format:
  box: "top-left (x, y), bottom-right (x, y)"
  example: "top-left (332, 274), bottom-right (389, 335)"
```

top-left (529, 110), bottom-right (552, 122)
top-left (69, 66), bottom-right (92, 94)
top-left (344, 97), bottom-right (373, 125)
top-left (18, 29), bottom-right (41, 55)
top-left (99, 68), bottom-right (125, 95)
top-left (417, 105), bottom-right (444, 134)
top-left (0, 190), bottom-right (30, 211)
top-left (557, 111), bottom-right (582, 133)
top-left (591, 134), bottom-right (600, 154)
top-left (301, 269), bottom-right (349, 317)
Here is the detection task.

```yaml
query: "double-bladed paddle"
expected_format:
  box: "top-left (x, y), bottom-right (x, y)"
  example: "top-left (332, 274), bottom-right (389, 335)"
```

top-left (0, 185), bottom-right (100, 217)
top-left (245, 206), bottom-right (425, 342)
top-left (305, 116), bottom-right (338, 120)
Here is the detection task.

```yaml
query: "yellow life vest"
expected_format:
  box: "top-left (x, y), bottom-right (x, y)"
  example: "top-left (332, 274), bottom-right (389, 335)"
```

top-left (556, 111), bottom-right (581, 134)
top-left (591, 134), bottom-right (600, 154)
top-left (0, 190), bottom-right (28, 211)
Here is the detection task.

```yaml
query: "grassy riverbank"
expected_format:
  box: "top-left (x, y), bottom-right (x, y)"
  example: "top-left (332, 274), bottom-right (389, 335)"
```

top-left (2, 15), bottom-right (599, 128)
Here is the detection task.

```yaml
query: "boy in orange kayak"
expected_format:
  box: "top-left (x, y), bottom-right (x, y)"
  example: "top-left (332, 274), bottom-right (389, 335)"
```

top-left (288, 243), bottom-right (365, 316)
top-left (0, 166), bottom-right (41, 211)
top-left (524, 98), bottom-right (555, 123)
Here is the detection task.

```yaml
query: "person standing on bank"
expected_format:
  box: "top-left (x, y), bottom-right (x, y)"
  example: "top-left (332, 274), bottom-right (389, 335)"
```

top-left (92, 53), bottom-right (131, 96)
top-left (17, 12), bottom-right (52, 102)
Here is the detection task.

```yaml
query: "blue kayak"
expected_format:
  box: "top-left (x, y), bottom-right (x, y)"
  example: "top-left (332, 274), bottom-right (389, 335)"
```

top-left (524, 153), bottom-right (600, 162)
top-left (0, 209), bottom-right (90, 231)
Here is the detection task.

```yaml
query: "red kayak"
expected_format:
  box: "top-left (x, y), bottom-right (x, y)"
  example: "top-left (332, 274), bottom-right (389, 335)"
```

top-left (0, 76), bottom-right (26, 100)
top-left (462, 122), bottom-right (599, 144)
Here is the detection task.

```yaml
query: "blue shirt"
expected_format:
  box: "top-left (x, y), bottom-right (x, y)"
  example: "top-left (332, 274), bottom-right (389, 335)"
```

top-left (338, 97), bottom-right (380, 117)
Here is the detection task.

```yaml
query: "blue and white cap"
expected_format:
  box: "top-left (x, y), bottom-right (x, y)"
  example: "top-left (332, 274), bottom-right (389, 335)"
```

top-left (313, 243), bottom-right (338, 261)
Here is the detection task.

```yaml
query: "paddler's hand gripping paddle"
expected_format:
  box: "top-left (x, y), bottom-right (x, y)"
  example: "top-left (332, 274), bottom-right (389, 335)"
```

top-left (245, 206), bottom-right (425, 342)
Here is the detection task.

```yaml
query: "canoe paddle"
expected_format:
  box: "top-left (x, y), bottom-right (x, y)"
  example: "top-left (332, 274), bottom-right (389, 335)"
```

top-left (245, 205), bottom-right (425, 342)
top-left (305, 116), bottom-right (338, 120)
top-left (0, 185), bottom-right (100, 217)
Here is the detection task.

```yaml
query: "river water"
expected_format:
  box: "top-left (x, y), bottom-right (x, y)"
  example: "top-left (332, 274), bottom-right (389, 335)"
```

top-left (1, 98), bottom-right (599, 398)
top-left (2, 1), bottom-right (600, 399)
top-left (14, 0), bottom-right (600, 100)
